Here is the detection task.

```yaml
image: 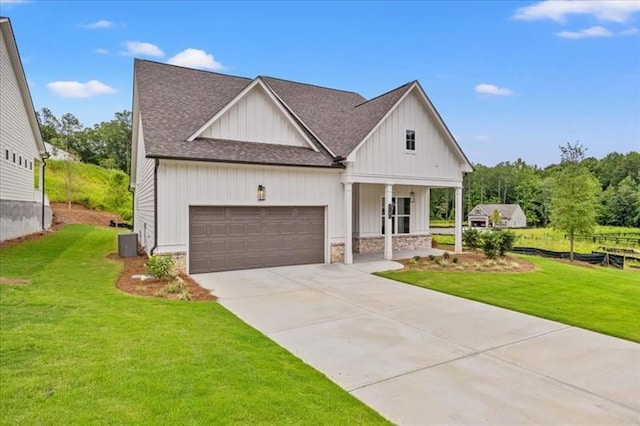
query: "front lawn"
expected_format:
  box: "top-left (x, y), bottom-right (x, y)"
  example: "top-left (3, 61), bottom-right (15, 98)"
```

top-left (377, 256), bottom-right (640, 343)
top-left (0, 225), bottom-right (387, 424)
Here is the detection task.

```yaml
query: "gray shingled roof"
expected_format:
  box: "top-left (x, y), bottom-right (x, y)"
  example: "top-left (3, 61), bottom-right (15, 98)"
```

top-left (135, 60), bottom-right (415, 166)
top-left (469, 204), bottom-right (521, 219)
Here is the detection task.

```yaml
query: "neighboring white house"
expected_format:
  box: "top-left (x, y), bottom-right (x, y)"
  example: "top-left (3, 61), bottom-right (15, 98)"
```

top-left (44, 142), bottom-right (76, 161)
top-left (130, 60), bottom-right (473, 273)
top-left (0, 17), bottom-right (51, 242)
top-left (468, 204), bottom-right (527, 228)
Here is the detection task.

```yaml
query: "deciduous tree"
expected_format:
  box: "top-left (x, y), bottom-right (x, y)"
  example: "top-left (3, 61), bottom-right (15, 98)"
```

top-left (549, 142), bottom-right (600, 261)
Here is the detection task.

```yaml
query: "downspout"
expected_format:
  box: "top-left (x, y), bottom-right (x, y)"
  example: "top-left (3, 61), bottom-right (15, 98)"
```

top-left (41, 151), bottom-right (50, 230)
top-left (150, 158), bottom-right (159, 255)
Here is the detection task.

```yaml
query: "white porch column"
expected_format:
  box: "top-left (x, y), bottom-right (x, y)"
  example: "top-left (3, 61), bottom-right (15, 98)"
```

top-left (343, 182), bottom-right (353, 264)
top-left (424, 187), bottom-right (431, 233)
top-left (384, 184), bottom-right (393, 260)
top-left (454, 186), bottom-right (463, 253)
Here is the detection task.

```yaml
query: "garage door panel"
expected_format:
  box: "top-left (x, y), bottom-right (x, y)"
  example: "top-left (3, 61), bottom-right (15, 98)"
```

top-left (189, 206), bottom-right (325, 273)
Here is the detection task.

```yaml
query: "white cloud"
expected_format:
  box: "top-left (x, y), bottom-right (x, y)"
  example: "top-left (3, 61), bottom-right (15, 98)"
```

top-left (46, 80), bottom-right (116, 98)
top-left (514, 1), bottom-right (640, 23)
top-left (94, 48), bottom-right (110, 55)
top-left (557, 25), bottom-right (613, 39)
top-left (79, 20), bottom-right (114, 29)
top-left (0, 0), bottom-right (29, 4)
top-left (167, 48), bottom-right (223, 71)
top-left (474, 84), bottom-right (513, 96)
top-left (622, 26), bottom-right (640, 35)
top-left (476, 135), bottom-right (490, 141)
top-left (121, 41), bottom-right (164, 58)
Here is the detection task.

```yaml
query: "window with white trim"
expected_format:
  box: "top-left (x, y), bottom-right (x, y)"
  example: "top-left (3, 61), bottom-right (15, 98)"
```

top-left (381, 197), bottom-right (411, 235)
top-left (405, 130), bottom-right (416, 151)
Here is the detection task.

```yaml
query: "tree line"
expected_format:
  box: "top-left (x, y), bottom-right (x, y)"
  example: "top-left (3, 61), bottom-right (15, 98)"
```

top-left (36, 108), bottom-right (132, 174)
top-left (430, 149), bottom-right (640, 228)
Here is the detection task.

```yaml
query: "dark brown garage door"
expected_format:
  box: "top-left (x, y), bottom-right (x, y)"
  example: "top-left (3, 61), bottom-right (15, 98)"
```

top-left (189, 206), bottom-right (325, 273)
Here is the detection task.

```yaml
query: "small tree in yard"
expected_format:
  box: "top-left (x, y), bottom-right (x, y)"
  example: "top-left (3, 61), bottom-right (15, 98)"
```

top-left (490, 209), bottom-right (502, 229)
top-left (549, 142), bottom-right (600, 262)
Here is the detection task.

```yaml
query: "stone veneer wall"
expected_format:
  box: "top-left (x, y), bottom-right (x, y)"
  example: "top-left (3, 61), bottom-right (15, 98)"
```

top-left (353, 234), bottom-right (432, 254)
top-left (330, 243), bottom-right (345, 263)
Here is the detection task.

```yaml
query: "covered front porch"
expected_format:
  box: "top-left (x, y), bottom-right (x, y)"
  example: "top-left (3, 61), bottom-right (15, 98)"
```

top-left (342, 181), bottom-right (464, 265)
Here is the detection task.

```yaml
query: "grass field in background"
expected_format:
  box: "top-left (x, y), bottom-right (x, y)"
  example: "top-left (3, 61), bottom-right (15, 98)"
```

top-left (0, 225), bottom-right (387, 424)
top-left (378, 255), bottom-right (640, 342)
top-left (46, 160), bottom-right (132, 220)
top-left (432, 226), bottom-right (639, 254)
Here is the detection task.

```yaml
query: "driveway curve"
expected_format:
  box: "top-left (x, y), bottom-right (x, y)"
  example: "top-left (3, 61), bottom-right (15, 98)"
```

top-left (193, 262), bottom-right (640, 425)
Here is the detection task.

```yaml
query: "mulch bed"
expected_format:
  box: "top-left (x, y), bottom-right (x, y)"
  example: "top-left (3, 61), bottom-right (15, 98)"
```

top-left (109, 253), bottom-right (216, 301)
top-left (398, 251), bottom-right (537, 272)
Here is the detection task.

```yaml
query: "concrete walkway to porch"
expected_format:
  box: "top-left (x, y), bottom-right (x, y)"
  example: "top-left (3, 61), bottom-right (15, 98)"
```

top-left (353, 247), bottom-right (447, 264)
top-left (192, 261), bottom-right (640, 425)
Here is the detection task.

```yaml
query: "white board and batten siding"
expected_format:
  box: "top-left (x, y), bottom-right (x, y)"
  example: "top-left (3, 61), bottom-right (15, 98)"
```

top-left (0, 30), bottom-right (43, 203)
top-left (349, 90), bottom-right (464, 185)
top-left (354, 183), bottom-right (430, 238)
top-left (155, 160), bottom-right (344, 257)
top-left (199, 84), bottom-right (311, 148)
top-left (132, 116), bottom-right (155, 253)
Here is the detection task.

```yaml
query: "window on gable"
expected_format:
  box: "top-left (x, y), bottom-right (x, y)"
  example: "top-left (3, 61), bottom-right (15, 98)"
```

top-left (405, 130), bottom-right (416, 151)
top-left (4, 149), bottom-right (8, 160)
top-left (12, 153), bottom-right (16, 163)
top-left (19, 156), bottom-right (22, 166)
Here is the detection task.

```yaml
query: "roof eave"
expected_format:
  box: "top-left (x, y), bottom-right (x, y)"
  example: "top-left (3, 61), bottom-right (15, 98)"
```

top-left (0, 18), bottom-right (47, 156)
top-left (147, 154), bottom-right (345, 170)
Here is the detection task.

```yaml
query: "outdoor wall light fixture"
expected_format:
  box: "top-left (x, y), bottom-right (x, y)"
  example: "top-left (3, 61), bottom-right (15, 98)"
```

top-left (410, 186), bottom-right (415, 203)
top-left (257, 185), bottom-right (266, 201)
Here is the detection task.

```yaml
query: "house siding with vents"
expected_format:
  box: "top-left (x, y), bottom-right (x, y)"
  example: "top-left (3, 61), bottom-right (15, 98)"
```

top-left (0, 17), bottom-right (51, 242)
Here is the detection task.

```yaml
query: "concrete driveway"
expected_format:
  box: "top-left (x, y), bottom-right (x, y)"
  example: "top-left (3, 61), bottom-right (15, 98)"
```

top-left (193, 261), bottom-right (640, 425)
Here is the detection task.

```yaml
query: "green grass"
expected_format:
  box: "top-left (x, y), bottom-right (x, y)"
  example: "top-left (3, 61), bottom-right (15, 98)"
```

top-left (514, 226), bottom-right (639, 253)
top-left (46, 160), bottom-right (132, 220)
top-left (377, 256), bottom-right (640, 342)
top-left (0, 225), bottom-right (387, 425)
top-left (429, 219), bottom-right (454, 227)
top-left (433, 226), bottom-right (639, 254)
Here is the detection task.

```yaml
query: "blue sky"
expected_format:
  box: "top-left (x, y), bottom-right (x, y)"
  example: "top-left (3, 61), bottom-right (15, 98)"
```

top-left (2, 0), bottom-right (639, 166)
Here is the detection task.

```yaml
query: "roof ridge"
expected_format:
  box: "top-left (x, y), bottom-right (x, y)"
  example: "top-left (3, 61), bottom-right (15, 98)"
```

top-left (353, 81), bottom-right (415, 108)
top-left (135, 58), bottom-right (253, 81)
top-left (261, 75), bottom-right (363, 96)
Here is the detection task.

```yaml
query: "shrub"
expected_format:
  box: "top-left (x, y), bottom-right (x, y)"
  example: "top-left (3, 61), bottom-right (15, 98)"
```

top-left (452, 257), bottom-right (459, 264)
top-left (147, 255), bottom-right (175, 279)
top-left (443, 252), bottom-right (450, 260)
top-left (481, 232), bottom-right (500, 259)
top-left (164, 277), bottom-right (186, 294)
top-left (497, 230), bottom-right (517, 256)
top-left (462, 228), bottom-right (481, 249)
top-left (412, 255), bottom-right (421, 262)
top-left (428, 255), bottom-right (436, 261)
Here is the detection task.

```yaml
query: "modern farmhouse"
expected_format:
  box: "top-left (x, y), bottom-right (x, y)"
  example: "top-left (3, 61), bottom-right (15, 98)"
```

top-left (468, 204), bottom-right (527, 228)
top-left (0, 17), bottom-right (51, 242)
top-left (130, 60), bottom-right (472, 273)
